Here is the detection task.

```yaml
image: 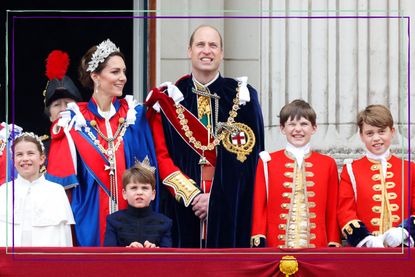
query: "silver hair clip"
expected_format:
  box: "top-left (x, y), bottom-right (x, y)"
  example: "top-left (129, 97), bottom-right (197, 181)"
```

top-left (87, 39), bottom-right (120, 72)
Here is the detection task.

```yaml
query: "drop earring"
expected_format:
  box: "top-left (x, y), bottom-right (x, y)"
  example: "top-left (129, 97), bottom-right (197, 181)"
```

top-left (94, 81), bottom-right (100, 94)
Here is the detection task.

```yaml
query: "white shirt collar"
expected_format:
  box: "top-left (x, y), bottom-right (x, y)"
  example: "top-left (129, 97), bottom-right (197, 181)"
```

top-left (16, 174), bottom-right (45, 187)
top-left (285, 142), bottom-right (311, 168)
top-left (192, 72), bottom-right (220, 88)
top-left (366, 148), bottom-right (390, 178)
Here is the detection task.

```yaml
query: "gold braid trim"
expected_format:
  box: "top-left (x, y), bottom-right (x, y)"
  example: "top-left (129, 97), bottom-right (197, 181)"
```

top-left (250, 234), bottom-right (266, 247)
top-left (163, 171), bottom-right (201, 207)
top-left (341, 219), bottom-right (361, 238)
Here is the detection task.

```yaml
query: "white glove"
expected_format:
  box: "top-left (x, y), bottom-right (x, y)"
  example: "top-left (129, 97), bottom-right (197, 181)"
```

top-left (57, 111), bottom-right (71, 128)
top-left (383, 227), bottom-right (409, 247)
top-left (358, 235), bottom-right (385, 248)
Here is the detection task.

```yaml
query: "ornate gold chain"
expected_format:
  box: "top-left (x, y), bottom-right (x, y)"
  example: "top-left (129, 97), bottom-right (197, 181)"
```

top-left (84, 117), bottom-right (128, 213)
top-left (176, 87), bottom-right (241, 151)
top-left (85, 118), bottom-right (127, 157)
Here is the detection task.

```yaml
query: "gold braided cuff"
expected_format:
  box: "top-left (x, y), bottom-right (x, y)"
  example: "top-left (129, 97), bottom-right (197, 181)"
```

top-left (341, 219), bottom-right (361, 239)
top-left (250, 235), bottom-right (266, 247)
top-left (163, 171), bottom-right (201, 207)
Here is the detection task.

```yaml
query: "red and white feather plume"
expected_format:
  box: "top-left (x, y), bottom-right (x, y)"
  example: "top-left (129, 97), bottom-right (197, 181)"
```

top-left (45, 50), bottom-right (70, 81)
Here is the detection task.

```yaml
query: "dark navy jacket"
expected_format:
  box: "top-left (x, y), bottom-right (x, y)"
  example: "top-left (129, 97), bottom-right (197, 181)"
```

top-left (103, 205), bottom-right (172, 247)
top-left (158, 75), bottom-right (264, 248)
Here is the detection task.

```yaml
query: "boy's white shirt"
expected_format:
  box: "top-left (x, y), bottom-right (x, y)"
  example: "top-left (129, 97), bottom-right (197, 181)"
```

top-left (285, 142), bottom-right (311, 168)
top-left (365, 148), bottom-right (390, 178)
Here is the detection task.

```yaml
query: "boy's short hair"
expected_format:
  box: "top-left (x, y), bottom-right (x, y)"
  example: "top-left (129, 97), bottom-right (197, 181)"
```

top-left (279, 99), bottom-right (316, 127)
top-left (122, 162), bottom-right (156, 190)
top-left (357, 104), bottom-right (394, 133)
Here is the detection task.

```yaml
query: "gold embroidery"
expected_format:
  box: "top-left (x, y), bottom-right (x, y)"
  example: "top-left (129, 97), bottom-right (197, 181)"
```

top-left (372, 206), bottom-right (381, 213)
top-left (282, 192), bottom-right (291, 198)
top-left (372, 174), bottom-right (381, 181)
top-left (392, 215), bottom-right (401, 222)
top-left (305, 171), bottom-right (314, 177)
top-left (372, 194), bottom-right (382, 201)
top-left (308, 202), bottom-right (316, 208)
top-left (306, 181), bottom-right (315, 187)
top-left (304, 162), bottom-right (313, 167)
top-left (385, 182), bottom-right (395, 189)
top-left (372, 184), bottom-right (382, 191)
top-left (285, 162), bottom-right (311, 248)
top-left (387, 192), bottom-right (397, 199)
top-left (342, 220), bottom-right (361, 238)
top-left (163, 171), bottom-right (201, 207)
top-left (390, 204), bottom-right (399, 211)
top-left (371, 218), bottom-right (380, 226)
top-left (221, 122), bottom-right (256, 162)
top-left (371, 164), bottom-right (380, 171)
top-left (283, 182), bottom-right (292, 188)
top-left (284, 172), bottom-right (294, 178)
top-left (285, 163), bottom-right (295, 168)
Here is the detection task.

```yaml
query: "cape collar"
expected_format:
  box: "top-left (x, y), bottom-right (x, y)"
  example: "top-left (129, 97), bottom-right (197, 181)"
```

top-left (87, 97), bottom-right (121, 120)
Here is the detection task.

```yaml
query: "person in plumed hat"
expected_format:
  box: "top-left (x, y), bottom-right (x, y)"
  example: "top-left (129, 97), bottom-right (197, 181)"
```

top-left (40, 50), bottom-right (82, 157)
top-left (43, 50), bottom-right (83, 123)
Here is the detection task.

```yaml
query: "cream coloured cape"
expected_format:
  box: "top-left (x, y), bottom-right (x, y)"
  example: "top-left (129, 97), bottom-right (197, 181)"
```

top-left (0, 175), bottom-right (75, 246)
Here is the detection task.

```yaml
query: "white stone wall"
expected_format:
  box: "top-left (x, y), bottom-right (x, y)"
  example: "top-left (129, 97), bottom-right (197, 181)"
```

top-left (155, 0), bottom-right (415, 163)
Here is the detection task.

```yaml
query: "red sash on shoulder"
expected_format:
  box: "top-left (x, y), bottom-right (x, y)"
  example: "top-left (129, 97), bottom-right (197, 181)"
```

top-left (146, 88), bottom-right (216, 167)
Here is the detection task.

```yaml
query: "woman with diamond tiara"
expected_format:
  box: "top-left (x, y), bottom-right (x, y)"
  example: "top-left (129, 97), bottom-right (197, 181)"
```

top-left (46, 39), bottom-right (158, 246)
top-left (0, 132), bottom-right (74, 246)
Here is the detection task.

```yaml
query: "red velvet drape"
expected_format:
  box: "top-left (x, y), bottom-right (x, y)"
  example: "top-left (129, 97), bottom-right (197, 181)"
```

top-left (1, 247), bottom-right (414, 276)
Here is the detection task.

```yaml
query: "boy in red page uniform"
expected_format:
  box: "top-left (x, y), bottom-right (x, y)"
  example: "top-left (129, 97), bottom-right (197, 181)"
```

top-left (251, 99), bottom-right (340, 248)
top-left (337, 104), bottom-right (415, 247)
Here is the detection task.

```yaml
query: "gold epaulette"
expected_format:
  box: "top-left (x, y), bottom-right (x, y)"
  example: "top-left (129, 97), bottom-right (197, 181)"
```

top-left (163, 171), bottom-right (201, 207)
top-left (250, 234), bottom-right (266, 247)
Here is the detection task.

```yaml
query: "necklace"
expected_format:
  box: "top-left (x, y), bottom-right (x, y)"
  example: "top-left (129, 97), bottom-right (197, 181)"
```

top-left (176, 85), bottom-right (242, 164)
top-left (84, 117), bottom-right (127, 213)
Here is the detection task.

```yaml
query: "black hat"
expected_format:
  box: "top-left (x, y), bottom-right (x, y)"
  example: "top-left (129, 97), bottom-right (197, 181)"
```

top-left (44, 50), bottom-right (82, 107)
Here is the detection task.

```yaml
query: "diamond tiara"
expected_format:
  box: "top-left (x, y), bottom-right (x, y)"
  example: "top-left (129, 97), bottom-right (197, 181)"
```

top-left (13, 132), bottom-right (45, 153)
top-left (86, 39), bottom-right (120, 72)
